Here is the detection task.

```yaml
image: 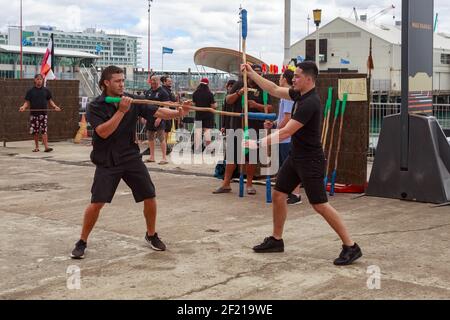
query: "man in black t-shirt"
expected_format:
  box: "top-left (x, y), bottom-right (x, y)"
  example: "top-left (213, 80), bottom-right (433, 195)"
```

top-left (19, 74), bottom-right (61, 152)
top-left (70, 66), bottom-right (188, 259)
top-left (144, 76), bottom-right (171, 164)
top-left (242, 61), bottom-right (362, 266)
top-left (161, 76), bottom-right (179, 142)
top-left (213, 65), bottom-right (273, 195)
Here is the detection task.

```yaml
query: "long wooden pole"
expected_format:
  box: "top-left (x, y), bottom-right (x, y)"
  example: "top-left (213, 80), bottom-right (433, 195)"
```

top-left (330, 93), bottom-right (348, 196)
top-left (239, 9), bottom-right (249, 198)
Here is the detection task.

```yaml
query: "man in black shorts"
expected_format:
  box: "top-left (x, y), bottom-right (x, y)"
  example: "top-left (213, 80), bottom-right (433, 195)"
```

top-left (213, 65), bottom-right (273, 195)
top-left (243, 61), bottom-right (362, 266)
top-left (19, 74), bottom-right (61, 152)
top-left (145, 76), bottom-right (170, 164)
top-left (70, 66), bottom-right (188, 259)
top-left (161, 76), bottom-right (178, 144)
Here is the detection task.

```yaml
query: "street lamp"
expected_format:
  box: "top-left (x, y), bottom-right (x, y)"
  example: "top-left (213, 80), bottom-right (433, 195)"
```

top-left (148, 0), bottom-right (153, 80)
top-left (313, 9), bottom-right (322, 70)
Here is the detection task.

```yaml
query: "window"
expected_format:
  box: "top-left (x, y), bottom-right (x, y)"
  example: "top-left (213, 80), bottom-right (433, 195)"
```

top-left (441, 54), bottom-right (450, 65)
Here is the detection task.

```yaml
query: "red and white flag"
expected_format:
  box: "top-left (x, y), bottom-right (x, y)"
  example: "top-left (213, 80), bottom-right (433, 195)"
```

top-left (40, 33), bottom-right (56, 85)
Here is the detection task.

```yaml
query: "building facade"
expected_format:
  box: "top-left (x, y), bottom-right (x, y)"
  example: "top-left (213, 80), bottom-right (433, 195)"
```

top-left (290, 17), bottom-right (450, 96)
top-left (8, 26), bottom-right (141, 77)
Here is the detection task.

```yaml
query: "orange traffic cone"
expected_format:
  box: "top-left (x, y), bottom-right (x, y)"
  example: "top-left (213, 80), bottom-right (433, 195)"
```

top-left (81, 114), bottom-right (88, 138)
top-left (74, 114), bottom-right (88, 144)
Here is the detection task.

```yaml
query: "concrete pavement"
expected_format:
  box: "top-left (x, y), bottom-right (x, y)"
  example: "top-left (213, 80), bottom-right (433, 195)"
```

top-left (0, 140), bottom-right (449, 299)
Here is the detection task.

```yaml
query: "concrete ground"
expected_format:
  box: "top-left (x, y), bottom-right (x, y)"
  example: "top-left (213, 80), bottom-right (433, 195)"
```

top-left (0, 140), bottom-right (449, 300)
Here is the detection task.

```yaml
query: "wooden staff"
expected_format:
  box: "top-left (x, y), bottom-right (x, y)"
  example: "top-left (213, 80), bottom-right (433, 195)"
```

top-left (104, 97), bottom-right (276, 121)
top-left (330, 93), bottom-right (348, 196)
top-left (263, 91), bottom-right (272, 203)
top-left (321, 87), bottom-right (333, 145)
top-left (239, 8), bottom-right (249, 198)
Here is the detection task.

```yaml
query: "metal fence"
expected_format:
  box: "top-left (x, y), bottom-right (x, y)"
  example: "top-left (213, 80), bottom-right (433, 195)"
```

top-left (369, 103), bottom-right (450, 160)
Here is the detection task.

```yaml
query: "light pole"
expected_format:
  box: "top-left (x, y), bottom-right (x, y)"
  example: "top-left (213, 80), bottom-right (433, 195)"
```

top-left (313, 9), bottom-right (322, 70)
top-left (20, 0), bottom-right (23, 79)
top-left (148, 0), bottom-right (153, 80)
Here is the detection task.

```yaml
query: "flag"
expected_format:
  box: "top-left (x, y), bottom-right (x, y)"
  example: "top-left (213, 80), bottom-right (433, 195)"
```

top-left (340, 58), bottom-right (350, 65)
top-left (162, 47), bottom-right (174, 54)
top-left (40, 33), bottom-right (56, 85)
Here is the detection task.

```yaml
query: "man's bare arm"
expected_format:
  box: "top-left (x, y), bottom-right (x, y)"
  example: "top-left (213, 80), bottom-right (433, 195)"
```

top-left (242, 64), bottom-right (291, 100)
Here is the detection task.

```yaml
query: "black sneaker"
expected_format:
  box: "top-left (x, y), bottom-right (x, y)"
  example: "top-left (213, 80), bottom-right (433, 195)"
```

top-left (334, 243), bottom-right (362, 266)
top-left (287, 194), bottom-right (302, 205)
top-left (253, 236), bottom-right (284, 253)
top-left (145, 232), bottom-right (166, 251)
top-left (70, 239), bottom-right (87, 259)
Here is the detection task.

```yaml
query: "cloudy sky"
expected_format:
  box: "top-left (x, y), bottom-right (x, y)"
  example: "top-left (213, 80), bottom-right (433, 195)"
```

top-left (1, 0), bottom-right (449, 71)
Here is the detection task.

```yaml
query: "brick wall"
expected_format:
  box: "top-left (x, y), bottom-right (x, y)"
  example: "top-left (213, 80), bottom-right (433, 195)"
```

top-left (0, 79), bottom-right (80, 142)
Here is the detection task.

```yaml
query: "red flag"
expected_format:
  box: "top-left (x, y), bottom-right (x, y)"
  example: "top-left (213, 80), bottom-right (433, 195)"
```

top-left (40, 34), bottom-right (55, 85)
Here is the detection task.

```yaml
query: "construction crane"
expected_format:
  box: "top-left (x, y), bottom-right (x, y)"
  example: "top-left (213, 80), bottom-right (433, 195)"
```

top-left (368, 4), bottom-right (396, 23)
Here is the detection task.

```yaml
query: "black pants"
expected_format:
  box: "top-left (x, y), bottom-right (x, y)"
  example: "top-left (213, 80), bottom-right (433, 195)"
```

top-left (91, 158), bottom-right (155, 203)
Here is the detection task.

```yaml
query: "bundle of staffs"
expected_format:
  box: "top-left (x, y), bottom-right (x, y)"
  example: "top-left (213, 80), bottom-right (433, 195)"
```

top-left (104, 97), bottom-right (276, 122)
top-left (321, 87), bottom-right (333, 146)
top-left (324, 99), bottom-right (341, 187)
top-left (239, 8), bottom-right (249, 198)
top-left (330, 93), bottom-right (348, 196)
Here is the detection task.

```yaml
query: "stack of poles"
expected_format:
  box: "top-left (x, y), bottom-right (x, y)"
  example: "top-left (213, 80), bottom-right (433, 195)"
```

top-left (324, 99), bottom-right (341, 188)
top-left (263, 91), bottom-right (272, 203)
top-left (330, 93), bottom-right (348, 196)
top-left (239, 9), bottom-right (249, 198)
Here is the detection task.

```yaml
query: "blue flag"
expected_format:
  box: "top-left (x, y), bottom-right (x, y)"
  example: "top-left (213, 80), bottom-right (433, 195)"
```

top-left (340, 58), bottom-right (350, 65)
top-left (162, 47), bottom-right (174, 54)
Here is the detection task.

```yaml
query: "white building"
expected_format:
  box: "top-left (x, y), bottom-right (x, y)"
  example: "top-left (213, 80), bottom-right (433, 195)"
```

top-left (0, 33), bottom-right (7, 45)
top-left (290, 17), bottom-right (450, 93)
top-left (8, 25), bottom-right (141, 78)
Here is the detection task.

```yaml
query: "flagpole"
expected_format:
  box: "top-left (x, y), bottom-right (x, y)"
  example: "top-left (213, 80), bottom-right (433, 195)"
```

top-left (162, 49), bottom-right (164, 72)
top-left (51, 33), bottom-right (54, 76)
top-left (20, 0), bottom-right (23, 79)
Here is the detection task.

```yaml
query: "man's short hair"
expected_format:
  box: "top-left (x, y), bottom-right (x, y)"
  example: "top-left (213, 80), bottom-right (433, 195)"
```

top-left (34, 74), bottom-right (43, 80)
top-left (282, 69), bottom-right (294, 86)
top-left (99, 65), bottom-right (124, 91)
top-left (226, 79), bottom-right (236, 88)
top-left (296, 61), bottom-right (319, 81)
top-left (160, 76), bottom-right (167, 83)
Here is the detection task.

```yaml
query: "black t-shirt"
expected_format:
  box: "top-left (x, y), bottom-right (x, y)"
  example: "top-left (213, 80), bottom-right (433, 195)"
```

top-left (144, 87), bottom-right (170, 130)
top-left (289, 88), bottom-right (324, 159)
top-left (25, 86), bottom-right (52, 116)
top-left (192, 88), bottom-right (215, 121)
top-left (229, 81), bottom-right (272, 132)
top-left (162, 85), bottom-right (177, 102)
top-left (87, 93), bottom-right (158, 167)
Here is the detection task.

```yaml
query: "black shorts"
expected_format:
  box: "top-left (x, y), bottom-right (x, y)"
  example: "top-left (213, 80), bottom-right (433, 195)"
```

top-left (274, 156), bottom-right (328, 205)
top-left (29, 114), bottom-right (48, 135)
top-left (146, 119), bottom-right (166, 132)
top-left (195, 117), bottom-right (215, 129)
top-left (164, 119), bottom-right (177, 133)
top-left (91, 158), bottom-right (155, 203)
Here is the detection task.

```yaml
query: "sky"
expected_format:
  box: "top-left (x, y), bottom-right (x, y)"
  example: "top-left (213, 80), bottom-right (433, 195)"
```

top-left (1, 0), bottom-right (449, 72)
